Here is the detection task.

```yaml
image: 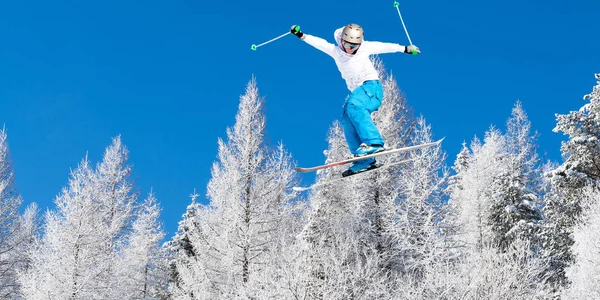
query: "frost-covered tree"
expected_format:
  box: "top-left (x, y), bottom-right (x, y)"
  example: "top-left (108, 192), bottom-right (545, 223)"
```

top-left (384, 117), bottom-right (450, 282)
top-left (169, 78), bottom-right (299, 299)
top-left (19, 137), bottom-right (165, 299)
top-left (20, 157), bottom-right (101, 299)
top-left (447, 123), bottom-right (549, 298)
top-left (167, 194), bottom-right (208, 300)
top-left (119, 191), bottom-right (168, 299)
top-left (93, 136), bottom-right (139, 298)
top-left (505, 101), bottom-right (541, 191)
top-left (562, 185), bottom-right (600, 299)
top-left (13, 202), bottom-right (39, 274)
top-left (542, 73), bottom-right (600, 290)
top-left (447, 142), bottom-right (470, 194)
top-left (449, 128), bottom-right (506, 251)
top-left (0, 127), bottom-right (38, 299)
top-left (491, 102), bottom-right (543, 250)
top-left (449, 102), bottom-right (544, 254)
top-left (551, 73), bottom-right (600, 194)
top-left (400, 238), bottom-right (550, 300)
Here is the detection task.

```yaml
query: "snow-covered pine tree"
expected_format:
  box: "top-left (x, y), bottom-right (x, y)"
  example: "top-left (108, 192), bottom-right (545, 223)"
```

top-left (561, 185), bottom-right (600, 299)
top-left (447, 142), bottom-right (470, 194)
top-left (91, 136), bottom-right (142, 298)
top-left (490, 101), bottom-right (543, 251)
top-left (167, 194), bottom-right (209, 300)
top-left (119, 191), bottom-right (169, 299)
top-left (449, 128), bottom-right (506, 252)
top-left (450, 103), bottom-right (544, 252)
top-left (168, 77), bottom-right (299, 299)
top-left (19, 137), bottom-right (165, 299)
top-left (19, 156), bottom-right (102, 299)
top-left (13, 202), bottom-right (39, 275)
top-left (542, 73), bottom-right (600, 290)
top-left (383, 116), bottom-right (453, 295)
top-left (447, 103), bottom-right (552, 298)
top-left (0, 127), bottom-right (36, 299)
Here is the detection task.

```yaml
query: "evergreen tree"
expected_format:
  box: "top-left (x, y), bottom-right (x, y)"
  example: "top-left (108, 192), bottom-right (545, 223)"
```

top-left (94, 136), bottom-right (139, 298)
top-left (20, 157), bottom-right (102, 299)
top-left (447, 108), bottom-right (549, 298)
top-left (119, 191), bottom-right (169, 299)
top-left (562, 185), bottom-right (600, 299)
top-left (168, 78), bottom-right (299, 299)
top-left (542, 74), bottom-right (600, 290)
top-left (449, 128), bottom-right (506, 252)
top-left (0, 127), bottom-right (31, 299)
top-left (491, 102), bottom-right (543, 251)
top-left (19, 137), bottom-right (166, 299)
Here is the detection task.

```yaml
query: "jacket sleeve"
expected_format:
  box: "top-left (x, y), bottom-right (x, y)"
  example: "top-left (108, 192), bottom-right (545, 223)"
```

top-left (303, 34), bottom-right (336, 57)
top-left (362, 41), bottom-right (406, 55)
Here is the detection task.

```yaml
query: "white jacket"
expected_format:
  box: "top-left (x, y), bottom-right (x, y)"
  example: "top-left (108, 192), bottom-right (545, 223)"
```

top-left (303, 27), bottom-right (407, 92)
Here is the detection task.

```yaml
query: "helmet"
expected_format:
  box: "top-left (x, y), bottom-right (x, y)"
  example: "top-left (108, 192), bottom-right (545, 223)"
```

top-left (341, 24), bottom-right (364, 44)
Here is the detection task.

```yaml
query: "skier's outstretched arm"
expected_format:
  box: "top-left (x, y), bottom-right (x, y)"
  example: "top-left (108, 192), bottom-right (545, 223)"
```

top-left (290, 25), bottom-right (335, 57)
top-left (362, 41), bottom-right (420, 55)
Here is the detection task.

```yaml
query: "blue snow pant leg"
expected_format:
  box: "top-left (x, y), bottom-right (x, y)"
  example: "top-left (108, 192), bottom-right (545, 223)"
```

top-left (341, 80), bottom-right (384, 155)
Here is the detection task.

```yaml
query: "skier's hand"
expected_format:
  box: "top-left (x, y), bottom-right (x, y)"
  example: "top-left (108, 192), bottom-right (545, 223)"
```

top-left (290, 25), bottom-right (304, 39)
top-left (404, 45), bottom-right (420, 55)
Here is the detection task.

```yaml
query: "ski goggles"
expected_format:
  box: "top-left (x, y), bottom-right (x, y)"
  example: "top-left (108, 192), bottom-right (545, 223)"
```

top-left (341, 40), bottom-right (361, 51)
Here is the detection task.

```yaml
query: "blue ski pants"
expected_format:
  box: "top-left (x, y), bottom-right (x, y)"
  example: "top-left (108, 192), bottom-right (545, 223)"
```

top-left (341, 80), bottom-right (384, 154)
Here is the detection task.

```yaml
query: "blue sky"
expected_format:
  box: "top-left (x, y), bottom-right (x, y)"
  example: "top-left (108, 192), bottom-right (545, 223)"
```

top-left (1, 0), bottom-right (598, 238)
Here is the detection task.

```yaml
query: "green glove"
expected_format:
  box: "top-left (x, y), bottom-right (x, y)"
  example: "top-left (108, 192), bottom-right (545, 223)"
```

top-left (290, 25), bottom-right (303, 38)
top-left (405, 45), bottom-right (421, 55)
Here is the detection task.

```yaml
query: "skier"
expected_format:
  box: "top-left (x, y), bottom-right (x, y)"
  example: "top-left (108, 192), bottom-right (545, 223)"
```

top-left (290, 24), bottom-right (420, 176)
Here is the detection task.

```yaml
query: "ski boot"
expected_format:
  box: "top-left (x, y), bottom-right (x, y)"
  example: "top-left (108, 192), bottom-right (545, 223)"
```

top-left (342, 158), bottom-right (378, 177)
top-left (355, 143), bottom-right (385, 157)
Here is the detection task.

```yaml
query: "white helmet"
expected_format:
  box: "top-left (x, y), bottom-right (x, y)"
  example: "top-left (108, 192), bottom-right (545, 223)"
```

top-left (341, 23), bottom-right (364, 44)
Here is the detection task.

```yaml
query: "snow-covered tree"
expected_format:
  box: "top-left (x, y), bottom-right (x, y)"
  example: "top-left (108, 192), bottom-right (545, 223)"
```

top-left (93, 136), bottom-right (139, 298)
top-left (542, 73), bottom-right (600, 290)
top-left (169, 78), bottom-right (299, 299)
top-left (167, 194), bottom-right (208, 300)
top-left (383, 116), bottom-right (450, 282)
top-left (447, 142), bottom-right (471, 194)
top-left (19, 137), bottom-right (166, 299)
top-left (449, 128), bottom-right (506, 252)
top-left (449, 102), bottom-right (544, 254)
top-left (399, 238), bottom-right (550, 300)
top-left (445, 131), bottom-right (551, 299)
top-left (562, 185), bottom-right (600, 299)
top-left (20, 157), bottom-right (101, 299)
top-left (551, 73), bottom-right (600, 192)
top-left (505, 101), bottom-right (541, 191)
top-left (491, 102), bottom-right (543, 250)
top-left (0, 127), bottom-right (38, 299)
top-left (119, 191), bottom-right (168, 299)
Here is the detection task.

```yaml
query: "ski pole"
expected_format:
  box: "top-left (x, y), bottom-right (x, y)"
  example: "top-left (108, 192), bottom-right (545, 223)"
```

top-left (251, 30), bottom-right (292, 51)
top-left (393, 1), bottom-right (417, 55)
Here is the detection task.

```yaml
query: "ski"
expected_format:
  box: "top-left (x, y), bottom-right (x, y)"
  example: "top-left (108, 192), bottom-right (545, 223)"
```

top-left (292, 157), bottom-right (417, 192)
top-left (294, 138), bottom-right (444, 173)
